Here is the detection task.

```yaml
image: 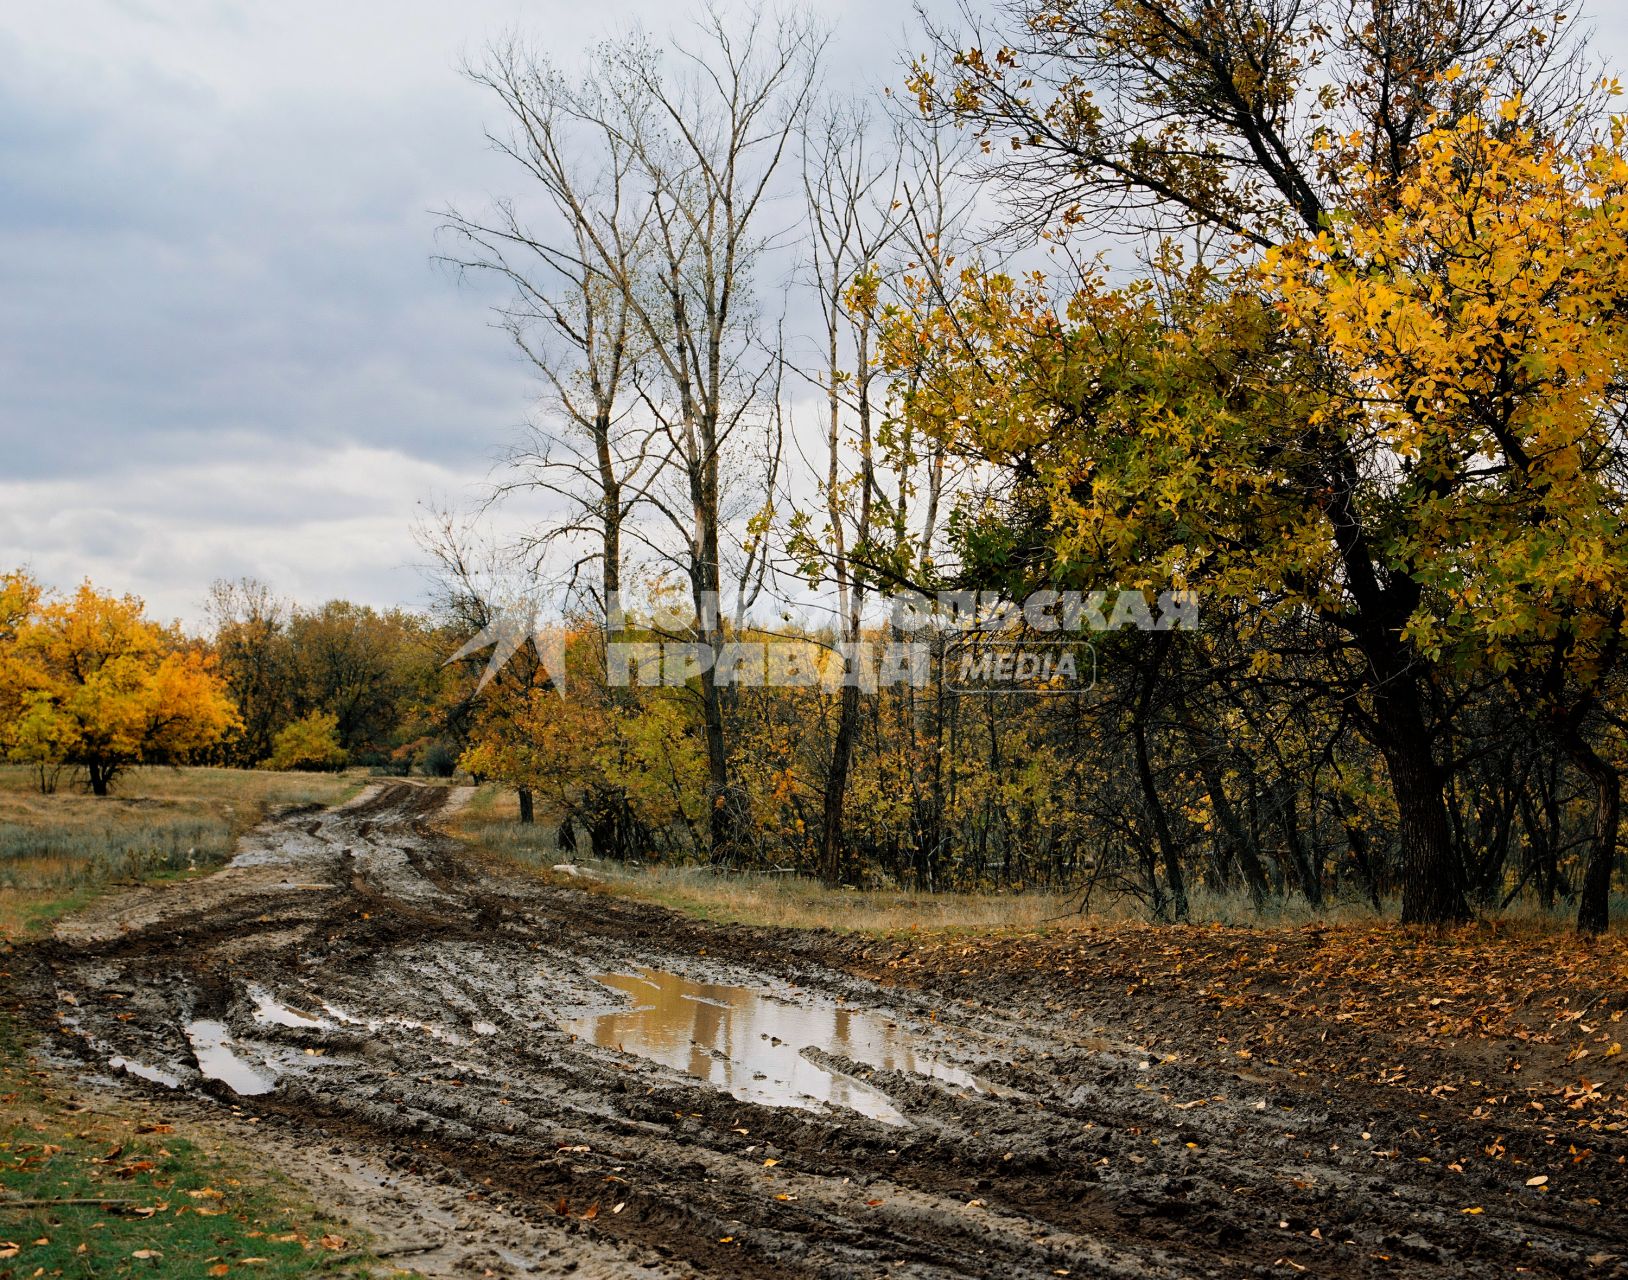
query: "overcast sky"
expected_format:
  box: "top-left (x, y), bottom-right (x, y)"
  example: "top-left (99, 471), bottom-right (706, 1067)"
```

top-left (3, 1), bottom-right (1626, 627)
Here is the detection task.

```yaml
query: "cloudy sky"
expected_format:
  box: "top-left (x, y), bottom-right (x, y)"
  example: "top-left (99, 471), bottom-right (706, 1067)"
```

top-left (0, 0), bottom-right (937, 625)
top-left (3, 1), bottom-right (1625, 627)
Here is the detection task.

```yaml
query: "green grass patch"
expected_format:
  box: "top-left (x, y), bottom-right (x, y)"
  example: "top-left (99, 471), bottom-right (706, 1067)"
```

top-left (0, 1015), bottom-right (373, 1278)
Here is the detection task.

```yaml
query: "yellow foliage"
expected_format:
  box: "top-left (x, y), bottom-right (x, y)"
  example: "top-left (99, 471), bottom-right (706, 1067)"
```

top-left (0, 575), bottom-right (239, 794)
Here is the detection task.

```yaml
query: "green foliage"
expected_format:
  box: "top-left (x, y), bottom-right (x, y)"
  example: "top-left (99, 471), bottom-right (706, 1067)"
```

top-left (420, 741), bottom-right (458, 778)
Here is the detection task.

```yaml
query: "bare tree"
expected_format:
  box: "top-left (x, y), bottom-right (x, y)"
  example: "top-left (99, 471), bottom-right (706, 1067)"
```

top-left (797, 99), bottom-right (904, 882)
top-left (443, 42), bottom-right (661, 632)
top-left (450, 8), bottom-right (825, 862)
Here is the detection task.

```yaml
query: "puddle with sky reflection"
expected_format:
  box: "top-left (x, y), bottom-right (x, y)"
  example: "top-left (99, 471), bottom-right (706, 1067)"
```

top-left (565, 967), bottom-right (1001, 1125)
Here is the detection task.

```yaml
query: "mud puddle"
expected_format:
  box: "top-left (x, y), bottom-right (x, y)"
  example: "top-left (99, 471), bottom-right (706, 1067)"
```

top-left (185, 1019), bottom-right (277, 1095)
top-left (566, 966), bottom-right (997, 1125)
top-left (108, 1055), bottom-right (182, 1088)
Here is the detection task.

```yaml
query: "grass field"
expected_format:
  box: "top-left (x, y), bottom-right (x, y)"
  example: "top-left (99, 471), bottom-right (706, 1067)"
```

top-left (0, 767), bottom-right (376, 1275)
top-left (0, 766), bottom-right (363, 939)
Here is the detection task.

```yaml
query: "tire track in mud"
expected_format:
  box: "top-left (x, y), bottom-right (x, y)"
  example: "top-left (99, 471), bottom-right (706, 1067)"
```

top-left (14, 784), bottom-right (1625, 1278)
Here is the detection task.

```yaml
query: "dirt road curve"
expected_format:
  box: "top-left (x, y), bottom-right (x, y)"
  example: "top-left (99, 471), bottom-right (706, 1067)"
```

top-left (15, 785), bottom-right (1626, 1278)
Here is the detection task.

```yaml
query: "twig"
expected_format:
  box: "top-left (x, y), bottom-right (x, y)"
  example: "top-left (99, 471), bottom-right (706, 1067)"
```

top-left (0, 1197), bottom-right (141, 1209)
top-left (320, 1239), bottom-right (443, 1266)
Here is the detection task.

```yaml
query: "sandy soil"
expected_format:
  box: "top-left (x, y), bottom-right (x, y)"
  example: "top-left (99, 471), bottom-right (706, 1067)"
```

top-left (13, 783), bottom-right (1626, 1278)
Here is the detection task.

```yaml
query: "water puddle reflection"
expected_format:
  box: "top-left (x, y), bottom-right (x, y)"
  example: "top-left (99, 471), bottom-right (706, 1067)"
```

top-left (110, 1056), bottom-right (181, 1089)
top-left (249, 986), bottom-right (329, 1030)
top-left (566, 968), bottom-right (998, 1126)
top-left (185, 1019), bottom-right (277, 1095)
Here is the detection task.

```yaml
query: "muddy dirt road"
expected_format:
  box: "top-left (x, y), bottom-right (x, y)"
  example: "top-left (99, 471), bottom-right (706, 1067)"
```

top-left (15, 785), bottom-right (1626, 1277)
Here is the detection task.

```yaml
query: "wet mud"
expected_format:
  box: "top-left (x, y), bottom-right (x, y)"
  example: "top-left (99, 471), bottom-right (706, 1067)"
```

top-left (14, 784), bottom-right (1626, 1277)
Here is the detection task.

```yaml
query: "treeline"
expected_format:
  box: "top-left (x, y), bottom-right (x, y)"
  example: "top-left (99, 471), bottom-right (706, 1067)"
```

top-left (204, 580), bottom-right (457, 772)
top-left (0, 572), bottom-right (468, 791)
top-left (424, 0), bottom-right (1625, 932)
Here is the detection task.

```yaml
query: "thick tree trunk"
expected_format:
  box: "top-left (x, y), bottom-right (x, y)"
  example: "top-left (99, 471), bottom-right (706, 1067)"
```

top-left (88, 763), bottom-right (112, 798)
top-left (1326, 440), bottom-right (1464, 923)
top-left (1374, 709), bottom-right (1466, 923)
top-left (517, 788), bottom-right (535, 826)
top-left (1566, 732), bottom-right (1619, 935)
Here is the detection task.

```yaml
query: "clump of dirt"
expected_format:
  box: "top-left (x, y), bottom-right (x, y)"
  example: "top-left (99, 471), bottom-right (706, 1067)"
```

top-left (11, 783), bottom-right (1626, 1278)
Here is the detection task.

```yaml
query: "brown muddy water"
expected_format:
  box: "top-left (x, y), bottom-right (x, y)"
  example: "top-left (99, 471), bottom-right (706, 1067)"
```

top-left (565, 967), bottom-right (1002, 1125)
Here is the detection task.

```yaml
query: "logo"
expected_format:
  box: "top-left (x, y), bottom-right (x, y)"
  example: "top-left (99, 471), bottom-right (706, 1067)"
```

top-left (944, 636), bottom-right (1097, 695)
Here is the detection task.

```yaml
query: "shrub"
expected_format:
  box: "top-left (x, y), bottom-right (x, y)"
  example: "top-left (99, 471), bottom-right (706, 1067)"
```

top-left (262, 712), bottom-right (347, 773)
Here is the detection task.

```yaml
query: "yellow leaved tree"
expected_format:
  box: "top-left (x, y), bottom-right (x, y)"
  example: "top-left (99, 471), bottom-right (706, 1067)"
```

top-left (0, 575), bottom-right (240, 795)
top-left (1266, 104), bottom-right (1628, 931)
top-left (878, 97), bottom-right (1628, 927)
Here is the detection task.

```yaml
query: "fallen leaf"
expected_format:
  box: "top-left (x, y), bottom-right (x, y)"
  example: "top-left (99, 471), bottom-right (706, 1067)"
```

top-left (1525, 1175), bottom-right (1548, 1187)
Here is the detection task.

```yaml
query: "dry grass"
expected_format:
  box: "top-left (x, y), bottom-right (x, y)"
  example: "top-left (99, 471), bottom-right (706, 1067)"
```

top-left (447, 788), bottom-right (1060, 932)
top-left (0, 765), bottom-right (363, 938)
top-left (601, 866), bottom-right (1082, 933)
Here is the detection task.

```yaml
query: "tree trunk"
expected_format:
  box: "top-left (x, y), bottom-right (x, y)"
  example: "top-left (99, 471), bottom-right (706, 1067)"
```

top-left (1331, 788), bottom-right (1383, 911)
top-left (1271, 777), bottom-right (1323, 908)
top-left (1326, 437), bottom-right (1464, 924)
top-left (1182, 710), bottom-right (1269, 905)
top-left (821, 682), bottom-right (860, 885)
top-left (517, 788), bottom-right (535, 825)
top-left (1566, 732), bottom-right (1619, 935)
top-left (597, 409), bottom-right (624, 637)
top-left (1367, 667), bottom-right (1466, 924)
top-left (1378, 726), bottom-right (1465, 924)
top-left (1132, 635), bottom-right (1187, 921)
